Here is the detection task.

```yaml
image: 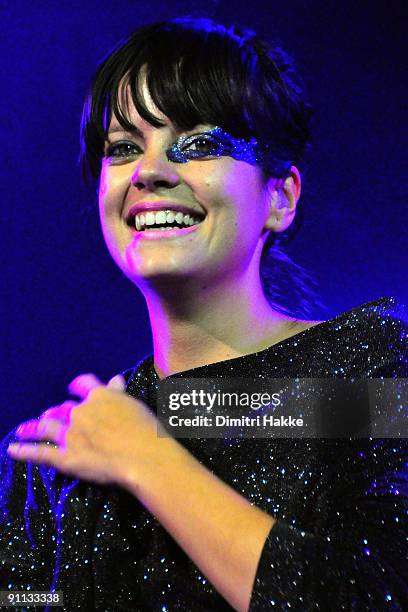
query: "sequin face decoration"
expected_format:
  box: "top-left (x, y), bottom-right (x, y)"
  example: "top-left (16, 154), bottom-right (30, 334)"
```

top-left (166, 127), bottom-right (292, 178)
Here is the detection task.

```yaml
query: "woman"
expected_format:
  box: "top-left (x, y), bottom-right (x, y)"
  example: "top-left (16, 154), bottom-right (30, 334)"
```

top-left (1, 17), bottom-right (407, 612)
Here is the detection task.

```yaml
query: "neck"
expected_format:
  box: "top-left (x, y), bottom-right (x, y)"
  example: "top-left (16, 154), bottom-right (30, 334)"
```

top-left (143, 275), bottom-right (298, 378)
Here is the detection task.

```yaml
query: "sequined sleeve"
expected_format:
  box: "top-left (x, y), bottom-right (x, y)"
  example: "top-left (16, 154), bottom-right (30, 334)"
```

top-left (249, 435), bottom-right (407, 611)
top-left (0, 428), bottom-right (98, 608)
top-left (0, 427), bottom-right (58, 593)
top-left (247, 300), bottom-right (408, 610)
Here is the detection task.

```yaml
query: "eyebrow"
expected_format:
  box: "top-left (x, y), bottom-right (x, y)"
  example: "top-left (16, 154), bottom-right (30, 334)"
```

top-left (106, 125), bottom-right (144, 139)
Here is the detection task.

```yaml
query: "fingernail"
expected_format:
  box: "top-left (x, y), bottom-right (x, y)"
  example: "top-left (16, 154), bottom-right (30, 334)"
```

top-left (108, 375), bottom-right (126, 390)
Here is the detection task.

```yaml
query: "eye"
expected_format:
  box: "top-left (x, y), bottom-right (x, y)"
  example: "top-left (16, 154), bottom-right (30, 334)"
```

top-left (105, 141), bottom-right (142, 159)
top-left (181, 134), bottom-right (223, 157)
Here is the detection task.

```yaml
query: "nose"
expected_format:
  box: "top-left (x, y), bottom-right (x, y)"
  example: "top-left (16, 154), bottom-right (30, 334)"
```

top-left (131, 149), bottom-right (180, 192)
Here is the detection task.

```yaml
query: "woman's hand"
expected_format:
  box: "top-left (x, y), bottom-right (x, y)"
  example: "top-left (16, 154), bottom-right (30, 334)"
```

top-left (7, 372), bottom-right (276, 612)
top-left (7, 373), bottom-right (161, 488)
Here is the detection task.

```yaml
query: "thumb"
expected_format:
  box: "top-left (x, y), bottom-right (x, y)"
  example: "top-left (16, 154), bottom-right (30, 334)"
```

top-left (106, 374), bottom-right (126, 391)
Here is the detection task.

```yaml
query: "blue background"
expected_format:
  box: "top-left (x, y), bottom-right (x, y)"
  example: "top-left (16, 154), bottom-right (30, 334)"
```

top-left (1, 1), bottom-right (406, 436)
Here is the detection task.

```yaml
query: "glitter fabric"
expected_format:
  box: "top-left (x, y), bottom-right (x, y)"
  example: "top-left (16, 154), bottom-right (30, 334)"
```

top-left (0, 296), bottom-right (407, 611)
top-left (166, 127), bottom-right (293, 178)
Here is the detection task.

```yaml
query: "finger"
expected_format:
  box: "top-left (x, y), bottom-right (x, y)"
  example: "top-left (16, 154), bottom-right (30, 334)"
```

top-left (15, 418), bottom-right (65, 445)
top-left (7, 442), bottom-right (62, 467)
top-left (107, 374), bottom-right (126, 391)
top-left (68, 373), bottom-right (103, 399)
top-left (41, 400), bottom-right (77, 423)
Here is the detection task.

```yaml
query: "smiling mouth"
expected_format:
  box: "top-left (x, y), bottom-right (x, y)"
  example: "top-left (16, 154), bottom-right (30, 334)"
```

top-left (128, 209), bottom-right (205, 232)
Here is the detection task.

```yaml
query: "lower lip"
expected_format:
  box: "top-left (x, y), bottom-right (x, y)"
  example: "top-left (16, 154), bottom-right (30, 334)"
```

top-left (130, 223), bottom-right (202, 240)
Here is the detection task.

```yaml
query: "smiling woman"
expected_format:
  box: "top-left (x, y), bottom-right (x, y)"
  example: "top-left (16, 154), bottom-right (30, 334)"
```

top-left (82, 17), bottom-right (316, 321)
top-left (1, 16), bottom-right (407, 612)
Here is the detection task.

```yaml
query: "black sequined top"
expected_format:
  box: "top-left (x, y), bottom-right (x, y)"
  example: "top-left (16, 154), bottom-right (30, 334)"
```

top-left (0, 296), bottom-right (407, 611)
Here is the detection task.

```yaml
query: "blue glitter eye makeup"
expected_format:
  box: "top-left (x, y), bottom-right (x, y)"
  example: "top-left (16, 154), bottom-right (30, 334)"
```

top-left (166, 127), bottom-right (256, 164)
top-left (166, 127), bottom-right (293, 178)
top-left (167, 131), bottom-right (224, 161)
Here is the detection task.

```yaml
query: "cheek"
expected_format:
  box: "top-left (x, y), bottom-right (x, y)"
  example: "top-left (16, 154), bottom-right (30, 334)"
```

top-left (221, 162), bottom-right (264, 205)
top-left (185, 162), bottom-right (267, 266)
top-left (193, 161), bottom-right (266, 238)
top-left (191, 159), bottom-right (263, 204)
top-left (98, 164), bottom-right (130, 224)
top-left (185, 157), bottom-right (259, 208)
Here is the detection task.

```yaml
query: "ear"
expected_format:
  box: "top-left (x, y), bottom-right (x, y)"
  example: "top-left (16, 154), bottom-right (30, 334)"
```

top-left (263, 166), bottom-right (301, 233)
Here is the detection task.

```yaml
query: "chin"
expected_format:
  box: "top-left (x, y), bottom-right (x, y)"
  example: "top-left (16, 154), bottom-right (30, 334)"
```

top-left (122, 257), bottom-right (189, 287)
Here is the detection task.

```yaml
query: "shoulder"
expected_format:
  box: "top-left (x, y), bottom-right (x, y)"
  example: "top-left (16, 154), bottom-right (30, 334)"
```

top-left (344, 295), bottom-right (406, 352)
top-left (316, 296), bottom-right (407, 377)
top-left (363, 296), bottom-right (407, 376)
top-left (118, 353), bottom-right (154, 400)
top-left (119, 353), bottom-right (153, 383)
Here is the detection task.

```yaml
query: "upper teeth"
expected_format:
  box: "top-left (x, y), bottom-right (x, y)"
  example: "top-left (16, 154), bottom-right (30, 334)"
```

top-left (134, 210), bottom-right (202, 231)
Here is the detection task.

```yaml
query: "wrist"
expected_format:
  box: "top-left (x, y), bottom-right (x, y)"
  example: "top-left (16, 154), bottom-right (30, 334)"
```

top-left (117, 431), bottom-right (187, 497)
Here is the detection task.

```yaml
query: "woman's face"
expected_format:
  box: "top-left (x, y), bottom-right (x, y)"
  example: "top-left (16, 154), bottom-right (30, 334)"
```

top-left (98, 83), bottom-right (281, 292)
